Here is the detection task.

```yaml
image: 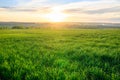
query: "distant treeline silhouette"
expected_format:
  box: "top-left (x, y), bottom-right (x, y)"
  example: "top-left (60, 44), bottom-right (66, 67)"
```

top-left (0, 22), bottom-right (120, 29)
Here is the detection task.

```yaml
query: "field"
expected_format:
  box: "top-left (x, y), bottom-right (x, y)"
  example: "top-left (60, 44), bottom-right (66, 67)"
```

top-left (0, 29), bottom-right (120, 80)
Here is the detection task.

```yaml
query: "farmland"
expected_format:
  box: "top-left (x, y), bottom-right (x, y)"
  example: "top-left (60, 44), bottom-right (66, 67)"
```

top-left (0, 29), bottom-right (120, 80)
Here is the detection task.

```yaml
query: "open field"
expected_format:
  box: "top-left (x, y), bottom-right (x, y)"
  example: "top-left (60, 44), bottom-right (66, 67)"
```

top-left (0, 29), bottom-right (120, 80)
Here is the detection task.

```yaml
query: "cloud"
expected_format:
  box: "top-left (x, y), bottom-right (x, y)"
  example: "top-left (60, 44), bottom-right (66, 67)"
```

top-left (64, 6), bottom-right (120, 14)
top-left (109, 18), bottom-right (120, 21)
top-left (62, 0), bottom-right (120, 14)
top-left (0, 0), bottom-right (54, 13)
top-left (16, 0), bottom-right (49, 8)
top-left (0, 7), bottom-right (37, 12)
top-left (0, 6), bottom-right (51, 13)
top-left (60, 0), bottom-right (120, 22)
top-left (0, 0), bottom-right (120, 22)
top-left (84, 6), bottom-right (120, 14)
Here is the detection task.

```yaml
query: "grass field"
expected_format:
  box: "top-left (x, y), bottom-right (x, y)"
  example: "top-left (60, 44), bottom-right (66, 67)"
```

top-left (0, 29), bottom-right (120, 80)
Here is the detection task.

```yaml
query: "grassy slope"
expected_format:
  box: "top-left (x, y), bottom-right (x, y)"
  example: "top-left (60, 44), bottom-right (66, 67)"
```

top-left (0, 29), bottom-right (120, 80)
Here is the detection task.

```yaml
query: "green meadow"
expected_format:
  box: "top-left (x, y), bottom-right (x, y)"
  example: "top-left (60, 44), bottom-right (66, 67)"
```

top-left (0, 29), bottom-right (120, 80)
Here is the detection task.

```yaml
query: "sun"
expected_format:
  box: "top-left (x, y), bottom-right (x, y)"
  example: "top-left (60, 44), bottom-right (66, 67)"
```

top-left (46, 12), bottom-right (66, 22)
top-left (45, 8), bottom-right (67, 22)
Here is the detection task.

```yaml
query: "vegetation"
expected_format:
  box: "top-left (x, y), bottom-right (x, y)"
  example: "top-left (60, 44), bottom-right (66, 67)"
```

top-left (12, 26), bottom-right (27, 29)
top-left (0, 29), bottom-right (120, 80)
top-left (0, 22), bottom-right (120, 29)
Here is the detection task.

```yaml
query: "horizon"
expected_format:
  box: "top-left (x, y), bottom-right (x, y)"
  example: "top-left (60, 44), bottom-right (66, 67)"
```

top-left (0, 0), bottom-right (120, 23)
top-left (0, 21), bottom-right (120, 24)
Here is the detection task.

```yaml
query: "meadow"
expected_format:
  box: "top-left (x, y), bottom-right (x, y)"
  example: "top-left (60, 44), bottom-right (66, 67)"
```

top-left (0, 29), bottom-right (120, 80)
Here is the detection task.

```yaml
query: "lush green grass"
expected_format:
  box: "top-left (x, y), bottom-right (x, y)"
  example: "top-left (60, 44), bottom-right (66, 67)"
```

top-left (0, 29), bottom-right (120, 80)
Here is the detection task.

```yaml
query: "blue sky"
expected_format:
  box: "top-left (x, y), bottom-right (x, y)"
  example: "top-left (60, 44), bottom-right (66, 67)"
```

top-left (0, 0), bottom-right (98, 7)
top-left (0, 0), bottom-right (120, 22)
top-left (0, 0), bottom-right (17, 7)
top-left (0, 0), bottom-right (86, 6)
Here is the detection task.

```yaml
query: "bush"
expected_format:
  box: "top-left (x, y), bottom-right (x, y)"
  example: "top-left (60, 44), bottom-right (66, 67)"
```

top-left (12, 26), bottom-right (26, 29)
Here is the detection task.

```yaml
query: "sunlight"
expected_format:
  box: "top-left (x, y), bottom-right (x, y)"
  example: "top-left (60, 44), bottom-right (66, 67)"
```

top-left (45, 7), bottom-right (67, 22)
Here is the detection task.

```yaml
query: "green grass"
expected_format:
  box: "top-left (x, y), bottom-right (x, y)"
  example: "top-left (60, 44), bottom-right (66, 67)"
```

top-left (0, 29), bottom-right (120, 80)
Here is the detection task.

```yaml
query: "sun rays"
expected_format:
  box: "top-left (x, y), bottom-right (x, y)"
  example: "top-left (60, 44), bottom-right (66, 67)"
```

top-left (44, 7), bottom-right (68, 22)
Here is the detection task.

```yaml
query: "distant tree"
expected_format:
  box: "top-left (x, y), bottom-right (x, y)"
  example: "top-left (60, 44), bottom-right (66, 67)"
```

top-left (0, 26), bottom-right (10, 29)
top-left (12, 26), bottom-right (26, 29)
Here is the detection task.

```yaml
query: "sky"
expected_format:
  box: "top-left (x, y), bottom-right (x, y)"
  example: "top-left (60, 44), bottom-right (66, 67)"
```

top-left (0, 0), bottom-right (120, 22)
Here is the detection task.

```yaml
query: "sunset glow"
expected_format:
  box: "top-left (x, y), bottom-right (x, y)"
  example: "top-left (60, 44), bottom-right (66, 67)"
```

top-left (45, 8), bottom-right (68, 22)
top-left (0, 0), bottom-right (120, 22)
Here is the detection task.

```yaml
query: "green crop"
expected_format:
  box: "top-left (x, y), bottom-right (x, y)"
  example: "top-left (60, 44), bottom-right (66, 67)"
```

top-left (0, 29), bottom-right (120, 80)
